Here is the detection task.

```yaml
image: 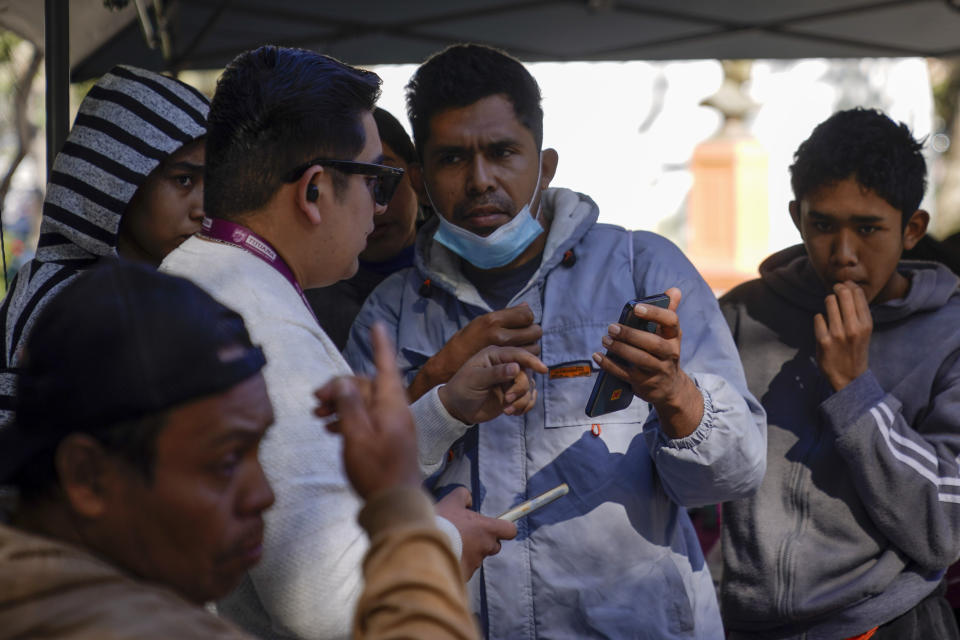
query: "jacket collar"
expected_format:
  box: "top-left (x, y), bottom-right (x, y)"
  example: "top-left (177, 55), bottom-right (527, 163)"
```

top-left (759, 244), bottom-right (960, 323)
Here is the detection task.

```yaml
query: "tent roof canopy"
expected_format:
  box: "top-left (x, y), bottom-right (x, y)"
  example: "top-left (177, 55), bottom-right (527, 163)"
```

top-left (3, 0), bottom-right (960, 82)
top-left (2, 0), bottom-right (958, 176)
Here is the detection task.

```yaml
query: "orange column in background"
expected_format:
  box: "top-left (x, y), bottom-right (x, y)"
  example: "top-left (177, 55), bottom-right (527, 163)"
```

top-left (687, 130), bottom-right (769, 294)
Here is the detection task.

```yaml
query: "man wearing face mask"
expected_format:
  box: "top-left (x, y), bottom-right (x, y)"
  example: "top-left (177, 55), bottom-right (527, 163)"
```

top-left (344, 44), bottom-right (766, 639)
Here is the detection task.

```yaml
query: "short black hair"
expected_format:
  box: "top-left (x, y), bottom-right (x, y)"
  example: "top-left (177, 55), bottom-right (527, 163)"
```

top-left (205, 45), bottom-right (382, 219)
top-left (790, 108), bottom-right (927, 227)
top-left (373, 107), bottom-right (417, 166)
top-left (406, 44), bottom-right (543, 158)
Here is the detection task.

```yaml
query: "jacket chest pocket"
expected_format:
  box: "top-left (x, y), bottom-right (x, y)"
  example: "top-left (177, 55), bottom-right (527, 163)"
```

top-left (542, 324), bottom-right (650, 430)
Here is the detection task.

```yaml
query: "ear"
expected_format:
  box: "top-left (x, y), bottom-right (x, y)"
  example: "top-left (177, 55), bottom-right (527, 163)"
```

top-left (539, 148), bottom-right (559, 191)
top-left (295, 165), bottom-right (327, 226)
top-left (902, 209), bottom-right (929, 251)
top-left (408, 163), bottom-right (427, 202)
top-left (55, 434), bottom-right (114, 519)
top-left (789, 200), bottom-right (802, 234)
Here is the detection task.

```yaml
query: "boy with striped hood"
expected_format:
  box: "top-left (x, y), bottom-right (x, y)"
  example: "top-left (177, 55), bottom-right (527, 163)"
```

top-left (0, 65), bottom-right (209, 423)
top-left (720, 108), bottom-right (960, 639)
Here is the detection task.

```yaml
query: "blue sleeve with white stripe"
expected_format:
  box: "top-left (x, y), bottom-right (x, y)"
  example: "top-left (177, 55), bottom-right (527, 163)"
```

top-left (821, 363), bottom-right (960, 570)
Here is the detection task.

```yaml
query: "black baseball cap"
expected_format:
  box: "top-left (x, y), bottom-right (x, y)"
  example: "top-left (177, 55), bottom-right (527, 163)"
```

top-left (0, 260), bottom-right (267, 483)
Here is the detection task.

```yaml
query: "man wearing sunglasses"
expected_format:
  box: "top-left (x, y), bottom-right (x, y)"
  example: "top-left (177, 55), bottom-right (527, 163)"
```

top-left (305, 108), bottom-right (430, 352)
top-left (284, 159), bottom-right (405, 209)
top-left (161, 45), bottom-right (544, 640)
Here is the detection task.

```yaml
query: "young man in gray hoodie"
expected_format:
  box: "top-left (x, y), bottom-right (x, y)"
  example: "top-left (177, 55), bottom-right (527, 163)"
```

top-left (720, 108), bottom-right (960, 640)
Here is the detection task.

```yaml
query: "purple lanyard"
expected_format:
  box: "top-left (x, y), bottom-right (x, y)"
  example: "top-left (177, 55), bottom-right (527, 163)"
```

top-left (198, 217), bottom-right (319, 323)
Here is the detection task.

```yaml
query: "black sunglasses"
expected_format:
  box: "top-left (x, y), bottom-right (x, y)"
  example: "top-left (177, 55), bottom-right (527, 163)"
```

top-left (284, 158), bottom-right (405, 207)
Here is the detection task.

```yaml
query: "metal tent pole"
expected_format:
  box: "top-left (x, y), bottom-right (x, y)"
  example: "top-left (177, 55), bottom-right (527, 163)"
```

top-left (44, 0), bottom-right (69, 178)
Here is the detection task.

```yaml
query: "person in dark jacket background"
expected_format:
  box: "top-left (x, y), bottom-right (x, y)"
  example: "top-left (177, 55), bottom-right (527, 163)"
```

top-left (720, 108), bottom-right (960, 640)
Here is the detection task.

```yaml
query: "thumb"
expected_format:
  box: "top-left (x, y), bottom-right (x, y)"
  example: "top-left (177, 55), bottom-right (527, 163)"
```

top-left (501, 303), bottom-right (536, 327)
top-left (450, 485), bottom-right (473, 509)
top-left (489, 517), bottom-right (518, 540)
top-left (665, 287), bottom-right (683, 312)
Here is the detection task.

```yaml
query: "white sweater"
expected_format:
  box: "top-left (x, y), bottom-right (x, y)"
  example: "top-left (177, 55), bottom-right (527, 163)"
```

top-left (161, 237), bottom-right (469, 640)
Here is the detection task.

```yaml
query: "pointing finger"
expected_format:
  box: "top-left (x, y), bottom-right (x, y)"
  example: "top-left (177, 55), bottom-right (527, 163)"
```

top-left (370, 323), bottom-right (405, 405)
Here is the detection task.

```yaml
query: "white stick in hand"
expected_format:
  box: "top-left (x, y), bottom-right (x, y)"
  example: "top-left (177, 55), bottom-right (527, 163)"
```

top-left (497, 483), bottom-right (570, 522)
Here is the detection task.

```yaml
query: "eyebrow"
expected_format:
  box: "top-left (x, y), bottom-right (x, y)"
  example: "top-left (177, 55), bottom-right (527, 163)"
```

top-left (430, 145), bottom-right (467, 157)
top-left (165, 161), bottom-right (204, 173)
top-left (807, 210), bottom-right (887, 224)
top-left (207, 421), bottom-right (273, 447)
top-left (208, 430), bottom-right (258, 447)
top-left (430, 138), bottom-right (522, 156)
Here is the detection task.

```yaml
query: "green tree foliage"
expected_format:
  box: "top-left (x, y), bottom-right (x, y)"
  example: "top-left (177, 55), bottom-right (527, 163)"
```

top-left (0, 30), bottom-right (43, 292)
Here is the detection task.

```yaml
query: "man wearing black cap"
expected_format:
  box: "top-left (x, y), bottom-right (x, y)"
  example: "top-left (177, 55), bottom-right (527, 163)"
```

top-left (0, 261), bottom-right (480, 639)
top-left (0, 260), bottom-right (272, 638)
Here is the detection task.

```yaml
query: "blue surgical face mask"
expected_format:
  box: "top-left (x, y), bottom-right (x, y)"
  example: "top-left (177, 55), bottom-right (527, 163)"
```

top-left (428, 156), bottom-right (544, 270)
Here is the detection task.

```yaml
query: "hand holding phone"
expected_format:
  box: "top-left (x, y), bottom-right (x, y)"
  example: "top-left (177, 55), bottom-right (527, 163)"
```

top-left (585, 293), bottom-right (670, 418)
top-left (587, 288), bottom-right (703, 439)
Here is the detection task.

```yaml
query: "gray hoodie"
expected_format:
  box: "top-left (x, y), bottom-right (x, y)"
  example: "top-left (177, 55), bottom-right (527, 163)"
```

top-left (719, 245), bottom-right (960, 639)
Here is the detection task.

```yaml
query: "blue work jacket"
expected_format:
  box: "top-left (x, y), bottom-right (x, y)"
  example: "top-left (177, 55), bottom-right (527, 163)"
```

top-left (345, 188), bottom-right (766, 639)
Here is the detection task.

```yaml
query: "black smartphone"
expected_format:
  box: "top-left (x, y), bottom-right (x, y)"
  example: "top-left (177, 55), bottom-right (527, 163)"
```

top-left (584, 293), bottom-right (670, 418)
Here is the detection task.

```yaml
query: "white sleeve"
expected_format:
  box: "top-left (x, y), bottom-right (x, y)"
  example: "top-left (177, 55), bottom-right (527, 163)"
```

top-left (411, 386), bottom-right (473, 477)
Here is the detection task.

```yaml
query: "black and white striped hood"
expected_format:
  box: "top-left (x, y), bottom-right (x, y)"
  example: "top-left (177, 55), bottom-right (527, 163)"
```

top-left (0, 66), bottom-right (209, 422)
top-left (36, 65), bottom-right (209, 261)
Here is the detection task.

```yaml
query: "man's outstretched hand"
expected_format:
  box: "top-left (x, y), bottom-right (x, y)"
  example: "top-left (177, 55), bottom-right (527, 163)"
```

top-left (437, 346), bottom-right (548, 425)
top-left (315, 323), bottom-right (421, 499)
top-left (409, 304), bottom-right (542, 402)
